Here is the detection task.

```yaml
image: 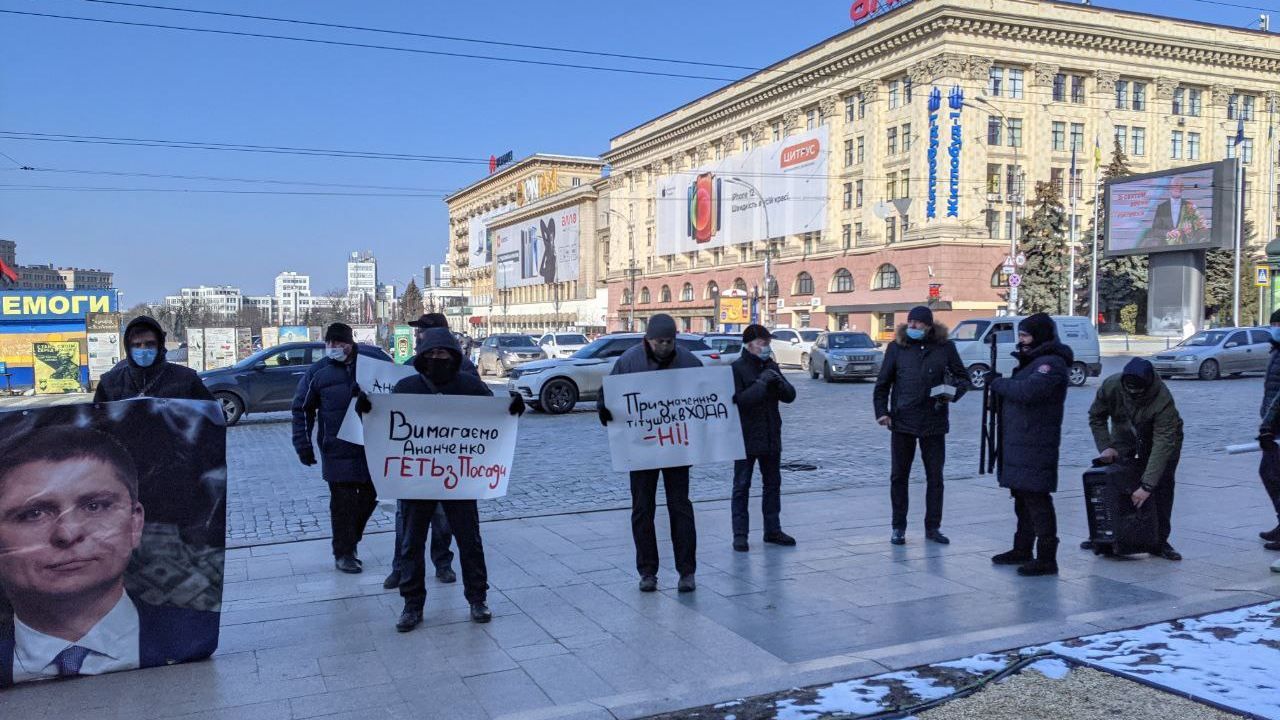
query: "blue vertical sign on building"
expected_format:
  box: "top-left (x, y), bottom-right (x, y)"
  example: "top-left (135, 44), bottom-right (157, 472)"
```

top-left (926, 88), bottom-right (941, 220)
top-left (947, 86), bottom-right (963, 218)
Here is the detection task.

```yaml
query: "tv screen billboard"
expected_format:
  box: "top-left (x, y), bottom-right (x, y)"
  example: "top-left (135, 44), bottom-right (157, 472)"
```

top-left (1104, 160), bottom-right (1237, 256)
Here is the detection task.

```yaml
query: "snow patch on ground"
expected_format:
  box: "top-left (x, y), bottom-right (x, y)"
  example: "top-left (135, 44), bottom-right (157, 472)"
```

top-left (1026, 657), bottom-right (1072, 680)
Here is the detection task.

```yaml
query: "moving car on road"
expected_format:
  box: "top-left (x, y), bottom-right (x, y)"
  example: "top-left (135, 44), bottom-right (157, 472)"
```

top-left (768, 328), bottom-right (821, 368)
top-left (806, 331), bottom-right (883, 382)
top-left (538, 332), bottom-right (590, 359)
top-left (697, 333), bottom-right (743, 366)
top-left (951, 315), bottom-right (1101, 388)
top-left (476, 333), bottom-right (548, 377)
top-left (200, 342), bottom-right (392, 426)
top-left (1148, 327), bottom-right (1271, 381)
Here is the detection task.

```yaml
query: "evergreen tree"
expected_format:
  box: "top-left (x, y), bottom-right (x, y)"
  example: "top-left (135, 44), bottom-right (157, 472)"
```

top-left (400, 279), bottom-right (424, 321)
top-left (1018, 181), bottom-right (1069, 314)
top-left (1074, 139), bottom-right (1148, 323)
top-left (1205, 220), bottom-right (1258, 325)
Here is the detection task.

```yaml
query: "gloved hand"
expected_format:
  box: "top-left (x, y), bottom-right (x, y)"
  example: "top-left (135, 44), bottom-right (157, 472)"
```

top-left (983, 370), bottom-right (1001, 387)
top-left (354, 390), bottom-right (372, 416)
top-left (760, 369), bottom-right (782, 384)
top-left (508, 393), bottom-right (525, 416)
top-left (1260, 427), bottom-right (1278, 452)
top-left (298, 448), bottom-right (317, 466)
top-left (598, 406), bottom-right (613, 427)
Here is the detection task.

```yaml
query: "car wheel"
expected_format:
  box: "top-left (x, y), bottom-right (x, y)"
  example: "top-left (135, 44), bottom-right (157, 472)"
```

top-left (1198, 359), bottom-right (1220, 381)
top-left (968, 364), bottom-right (990, 389)
top-left (1068, 362), bottom-right (1088, 388)
top-left (496, 362), bottom-right (508, 379)
top-left (809, 359), bottom-right (819, 379)
top-left (215, 392), bottom-right (244, 426)
top-left (800, 353), bottom-right (809, 369)
top-left (823, 362), bottom-right (833, 382)
top-left (539, 378), bottom-right (579, 414)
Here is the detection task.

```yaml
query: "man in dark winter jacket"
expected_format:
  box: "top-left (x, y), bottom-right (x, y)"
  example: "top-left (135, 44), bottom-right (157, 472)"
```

top-left (384, 327), bottom-right (524, 632)
top-left (989, 313), bottom-right (1072, 577)
top-left (94, 316), bottom-right (214, 403)
top-left (1087, 357), bottom-right (1184, 560)
top-left (873, 306), bottom-right (969, 546)
top-left (1257, 309), bottom-right (1280, 559)
top-left (730, 324), bottom-right (797, 552)
top-left (598, 314), bottom-right (703, 593)
top-left (291, 323), bottom-right (377, 574)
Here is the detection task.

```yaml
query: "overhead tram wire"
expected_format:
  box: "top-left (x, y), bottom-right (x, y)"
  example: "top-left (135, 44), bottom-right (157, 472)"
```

top-left (0, 183), bottom-right (446, 198)
top-left (2, 165), bottom-right (454, 192)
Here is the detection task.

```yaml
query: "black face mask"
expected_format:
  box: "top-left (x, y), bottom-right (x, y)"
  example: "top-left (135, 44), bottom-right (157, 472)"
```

top-left (1122, 380), bottom-right (1147, 398)
top-left (414, 354), bottom-right (459, 385)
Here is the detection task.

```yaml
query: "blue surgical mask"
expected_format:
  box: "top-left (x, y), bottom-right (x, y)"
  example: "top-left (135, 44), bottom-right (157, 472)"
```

top-left (131, 348), bottom-right (157, 368)
top-left (325, 347), bottom-right (348, 362)
top-left (757, 345), bottom-right (773, 360)
top-left (906, 327), bottom-right (926, 341)
top-left (1270, 327), bottom-right (1280, 343)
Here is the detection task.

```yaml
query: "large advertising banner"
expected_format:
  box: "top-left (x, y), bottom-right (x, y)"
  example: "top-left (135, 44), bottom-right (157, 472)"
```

top-left (469, 202), bottom-right (517, 270)
top-left (0, 399), bottom-right (225, 687)
top-left (352, 325), bottom-right (378, 346)
top-left (494, 205), bottom-right (581, 290)
top-left (185, 329), bottom-right (205, 372)
top-left (655, 127), bottom-right (829, 256)
top-left (1106, 164), bottom-right (1224, 255)
top-left (86, 312), bottom-right (122, 385)
top-left (32, 341), bottom-right (82, 394)
top-left (261, 326), bottom-right (280, 349)
top-left (602, 366), bottom-right (746, 472)
top-left (360, 394), bottom-right (518, 500)
top-left (0, 290), bottom-right (117, 322)
top-left (278, 326), bottom-right (308, 344)
top-left (204, 328), bottom-right (237, 370)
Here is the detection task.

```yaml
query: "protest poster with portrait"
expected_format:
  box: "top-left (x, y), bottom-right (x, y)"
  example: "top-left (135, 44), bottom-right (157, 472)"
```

top-left (602, 366), bottom-right (746, 472)
top-left (0, 399), bottom-right (226, 687)
top-left (361, 394), bottom-right (517, 500)
top-left (336, 355), bottom-right (417, 445)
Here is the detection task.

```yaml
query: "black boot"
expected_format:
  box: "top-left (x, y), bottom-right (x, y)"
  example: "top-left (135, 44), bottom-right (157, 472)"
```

top-left (1018, 537), bottom-right (1059, 576)
top-left (992, 533), bottom-right (1034, 565)
top-left (1260, 523), bottom-right (1280, 542)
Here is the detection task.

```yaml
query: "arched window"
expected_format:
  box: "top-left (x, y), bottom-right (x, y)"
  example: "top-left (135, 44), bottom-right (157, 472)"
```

top-left (873, 264), bottom-right (901, 290)
top-left (794, 272), bottom-right (815, 295)
top-left (831, 268), bottom-right (854, 293)
top-left (681, 283), bottom-right (694, 301)
top-left (621, 288), bottom-right (633, 305)
top-left (660, 285), bottom-right (672, 303)
top-left (640, 287), bottom-right (651, 304)
top-left (732, 277), bottom-right (748, 292)
top-left (705, 280), bottom-right (720, 300)
top-left (991, 266), bottom-right (1011, 288)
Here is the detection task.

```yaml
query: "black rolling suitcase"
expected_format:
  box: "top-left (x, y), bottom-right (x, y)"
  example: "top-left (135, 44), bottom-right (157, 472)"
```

top-left (1082, 460), bottom-right (1159, 556)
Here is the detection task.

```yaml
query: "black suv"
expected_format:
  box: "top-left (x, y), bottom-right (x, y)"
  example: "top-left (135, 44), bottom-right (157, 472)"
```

top-left (200, 342), bottom-right (392, 425)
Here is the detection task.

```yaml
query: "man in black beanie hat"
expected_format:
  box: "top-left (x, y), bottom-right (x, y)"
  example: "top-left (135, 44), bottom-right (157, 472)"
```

top-left (989, 313), bottom-right (1072, 576)
top-left (598, 313), bottom-right (704, 593)
top-left (1257, 309), bottom-right (1280, 557)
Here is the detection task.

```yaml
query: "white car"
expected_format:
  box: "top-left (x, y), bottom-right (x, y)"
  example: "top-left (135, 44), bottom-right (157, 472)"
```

top-left (538, 332), bottom-right (590, 359)
top-left (697, 334), bottom-right (744, 367)
top-left (508, 333), bottom-right (715, 414)
top-left (768, 328), bottom-right (822, 368)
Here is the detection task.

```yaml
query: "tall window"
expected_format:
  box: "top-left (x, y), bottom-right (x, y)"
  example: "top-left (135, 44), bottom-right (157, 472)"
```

top-left (844, 139), bottom-right (854, 167)
top-left (1187, 132), bottom-right (1201, 160)
top-left (845, 94), bottom-right (857, 121)
top-left (794, 272), bottom-right (814, 295)
top-left (806, 108), bottom-right (817, 130)
top-left (1114, 125), bottom-right (1128, 150)
top-left (856, 180), bottom-right (864, 207)
top-left (856, 136), bottom-right (865, 163)
top-left (1007, 118), bottom-right (1023, 148)
top-left (855, 222), bottom-right (863, 243)
top-left (985, 209), bottom-right (1000, 238)
top-left (885, 218), bottom-right (896, 245)
top-left (741, 131), bottom-right (753, 152)
top-left (1228, 138), bottom-right (1255, 164)
top-left (622, 288), bottom-right (633, 305)
top-left (1051, 121), bottom-right (1066, 152)
top-left (705, 281), bottom-right (718, 300)
top-left (1115, 80), bottom-right (1129, 110)
top-left (858, 92), bottom-right (866, 119)
top-left (902, 123), bottom-right (912, 152)
top-left (733, 277), bottom-right (747, 292)
top-left (901, 171), bottom-right (911, 199)
top-left (887, 127), bottom-right (898, 154)
top-left (1131, 127), bottom-right (1146, 156)
top-left (1006, 165), bottom-right (1023, 198)
top-left (1004, 211), bottom-right (1015, 239)
top-left (1070, 123), bottom-right (1084, 152)
top-left (904, 76), bottom-right (913, 104)
top-left (987, 116), bottom-right (1002, 146)
top-left (986, 163), bottom-right (1002, 194)
top-left (1243, 95), bottom-right (1256, 121)
top-left (1052, 73), bottom-right (1067, 102)
top-left (841, 224), bottom-right (852, 249)
top-left (681, 283), bottom-right (693, 301)
top-left (660, 285), bottom-right (671, 303)
top-left (873, 264), bottom-right (901, 290)
top-left (832, 269), bottom-right (854, 293)
top-left (1132, 82), bottom-right (1146, 111)
top-left (1228, 94), bottom-right (1241, 120)
top-left (1172, 87), bottom-right (1185, 115)
top-left (1071, 74), bottom-right (1085, 103)
top-left (1189, 88), bottom-right (1202, 116)
top-left (988, 67), bottom-right (1004, 97)
top-left (639, 287), bottom-right (651, 304)
top-left (1009, 68), bottom-right (1024, 99)
top-left (888, 80), bottom-right (900, 109)
top-left (1171, 130), bottom-right (1183, 159)
top-left (843, 182), bottom-right (853, 210)
top-left (1070, 168), bottom-right (1083, 200)
top-left (771, 121), bottom-right (782, 142)
top-left (886, 173), bottom-right (897, 200)
top-left (1050, 167), bottom-right (1065, 196)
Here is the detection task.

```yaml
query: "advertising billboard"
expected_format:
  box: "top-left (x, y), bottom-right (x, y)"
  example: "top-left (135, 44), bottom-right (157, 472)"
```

top-left (468, 202), bottom-right (516, 269)
top-left (204, 328), bottom-right (238, 370)
top-left (1105, 161), bottom-right (1236, 256)
top-left (392, 325), bottom-right (414, 364)
top-left (0, 290), bottom-right (117, 323)
top-left (278, 326), bottom-right (309, 344)
top-left (185, 329), bottom-right (205, 372)
top-left (494, 205), bottom-right (581, 290)
top-left (718, 295), bottom-right (750, 325)
top-left (32, 341), bottom-right (81, 393)
top-left (655, 127), bottom-right (829, 256)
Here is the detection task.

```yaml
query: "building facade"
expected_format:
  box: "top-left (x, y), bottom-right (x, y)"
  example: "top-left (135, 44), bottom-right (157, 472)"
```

top-left (599, 0), bottom-right (1280, 338)
top-left (346, 252), bottom-right (377, 323)
top-left (165, 285), bottom-right (245, 320)
top-left (445, 154), bottom-right (607, 334)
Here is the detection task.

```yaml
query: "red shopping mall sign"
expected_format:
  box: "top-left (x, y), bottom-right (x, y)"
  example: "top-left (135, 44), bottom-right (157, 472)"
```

top-left (850, 0), bottom-right (915, 26)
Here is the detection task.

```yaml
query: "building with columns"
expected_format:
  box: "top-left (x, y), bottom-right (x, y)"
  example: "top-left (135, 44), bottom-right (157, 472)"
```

top-left (598, 0), bottom-right (1280, 338)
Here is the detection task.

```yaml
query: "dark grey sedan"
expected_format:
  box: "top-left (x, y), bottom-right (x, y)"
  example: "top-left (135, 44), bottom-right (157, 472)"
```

top-left (806, 331), bottom-right (883, 382)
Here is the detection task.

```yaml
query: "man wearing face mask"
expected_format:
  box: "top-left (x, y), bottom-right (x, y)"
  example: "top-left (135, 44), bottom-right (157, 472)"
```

top-left (1086, 358), bottom-right (1184, 561)
top-left (598, 314), bottom-right (703, 593)
top-left (291, 323), bottom-right (378, 574)
top-left (381, 327), bottom-right (523, 631)
top-left (730, 324), bottom-right (797, 552)
top-left (94, 316), bottom-right (214, 402)
top-left (1256, 310), bottom-right (1280, 565)
top-left (873, 306), bottom-right (969, 546)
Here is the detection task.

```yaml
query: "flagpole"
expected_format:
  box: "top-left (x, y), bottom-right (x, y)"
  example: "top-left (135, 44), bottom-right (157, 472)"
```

top-left (1068, 147), bottom-right (1077, 315)
top-left (1234, 156), bottom-right (1244, 325)
top-left (1092, 177), bottom-right (1102, 326)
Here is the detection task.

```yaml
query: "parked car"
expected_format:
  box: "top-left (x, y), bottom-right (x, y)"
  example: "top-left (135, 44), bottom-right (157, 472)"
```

top-left (538, 331), bottom-right (590, 359)
top-left (508, 333), bottom-right (713, 414)
top-left (476, 334), bottom-right (548, 377)
top-left (697, 334), bottom-right (743, 366)
top-left (768, 328), bottom-right (821, 368)
top-left (200, 342), bottom-right (392, 426)
top-left (950, 315), bottom-right (1102, 388)
top-left (1148, 327), bottom-right (1272, 380)
top-left (806, 331), bottom-right (883, 382)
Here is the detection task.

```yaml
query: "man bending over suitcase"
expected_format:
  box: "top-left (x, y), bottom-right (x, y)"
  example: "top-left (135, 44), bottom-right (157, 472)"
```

top-left (1085, 358), bottom-right (1184, 561)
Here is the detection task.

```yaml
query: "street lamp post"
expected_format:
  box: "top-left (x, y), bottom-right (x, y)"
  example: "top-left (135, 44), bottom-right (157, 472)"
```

top-left (724, 176), bottom-right (773, 327)
top-left (969, 96), bottom-right (1022, 314)
top-left (605, 208), bottom-right (639, 331)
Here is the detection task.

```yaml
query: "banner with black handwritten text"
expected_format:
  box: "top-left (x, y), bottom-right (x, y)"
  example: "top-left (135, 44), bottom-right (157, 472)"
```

top-left (603, 366), bottom-right (745, 472)
top-left (336, 355), bottom-right (418, 445)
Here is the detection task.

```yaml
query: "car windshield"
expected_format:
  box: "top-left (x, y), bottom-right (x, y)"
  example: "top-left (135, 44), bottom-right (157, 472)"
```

top-left (498, 336), bottom-right (536, 348)
top-left (950, 320), bottom-right (990, 341)
top-left (1177, 331), bottom-right (1228, 347)
top-left (572, 337), bottom-right (615, 358)
top-left (799, 330), bottom-right (820, 342)
top-left (828, 333), bottom-right (874, 349)
top-left (555, 334), bottom-right (588, 345)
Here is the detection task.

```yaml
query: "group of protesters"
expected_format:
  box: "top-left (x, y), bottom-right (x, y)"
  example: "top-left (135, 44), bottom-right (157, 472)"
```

top-left (98, 303), bottom-right (1280, 634)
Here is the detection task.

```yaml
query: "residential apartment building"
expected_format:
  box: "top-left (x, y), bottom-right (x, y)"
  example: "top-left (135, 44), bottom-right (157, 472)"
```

top-left (164, 285), bottom-right (245, 320)
top-left (598, 0), bottom-right (1280, 337)
top-left (347, 252), bottom-right (377, 323)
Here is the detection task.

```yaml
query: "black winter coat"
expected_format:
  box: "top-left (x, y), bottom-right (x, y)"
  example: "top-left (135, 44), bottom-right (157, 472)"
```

top-left (732, 351), bottom-right (796, 456)
top-left (990, 341), bottom-right (1074, 493)
top-left (394, 328), bottom-right (493, 398)
top-left (596, 341), bottom-right (703, 413)
top-left (1263, 342), bottom-right (1280, 432)
top-left (291, 355), bottom-right (370, 485)
top-left (94, 316), bottom-right (214, 403)
top-left (872, 324), bottom-right (969, 437)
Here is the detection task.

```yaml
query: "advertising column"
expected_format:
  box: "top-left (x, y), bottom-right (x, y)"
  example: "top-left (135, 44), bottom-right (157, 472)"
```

top-left (85, 312), bottom-right (123, 388)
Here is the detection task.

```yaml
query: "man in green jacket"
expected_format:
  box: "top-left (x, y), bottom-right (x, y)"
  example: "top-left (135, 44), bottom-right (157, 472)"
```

top-left (1086, 358), bottom-right (1184, 560)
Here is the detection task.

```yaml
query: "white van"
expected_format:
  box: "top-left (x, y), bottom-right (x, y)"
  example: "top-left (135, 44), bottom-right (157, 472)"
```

top-left (950, 315), bottom-right (1101, 388)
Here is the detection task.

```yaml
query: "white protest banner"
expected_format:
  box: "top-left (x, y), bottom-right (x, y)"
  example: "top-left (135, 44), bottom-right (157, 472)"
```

top-left (336, 355), bottom-right (418, 444)
top-left (603, 366), bottom-right (745, 472)
top-left (362, 393), bottom-right (517, 500)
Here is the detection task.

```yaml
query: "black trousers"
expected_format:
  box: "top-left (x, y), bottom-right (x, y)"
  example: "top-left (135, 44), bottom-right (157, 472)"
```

top-left (328, 481), bottom-right (379, 559)
top-left (889, 432), bottom-right (946, 531)
top-left (731, 453), bottom-right (782, 538)
top-left (391, 502), bottom-right (454, 573)
top-left (1011, 490), bottom-right (1057, 544)
top-left (630, 466), bottom-right (696, 577)
top-left (1260, 446), bottom-right (1280, 519)
top-left (1153, 473), bottom-right (1176, 546)
top-left (399, 499), bottom-right (488, 609)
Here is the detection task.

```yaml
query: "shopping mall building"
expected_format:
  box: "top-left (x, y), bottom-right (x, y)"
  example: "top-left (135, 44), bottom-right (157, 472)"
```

top-left (597, 0), bottom-right (1280, 337)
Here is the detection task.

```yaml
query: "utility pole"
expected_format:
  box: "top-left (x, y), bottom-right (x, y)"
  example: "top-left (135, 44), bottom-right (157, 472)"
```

top-left (605, 208), bottom-right (638, 332)
top-left (725, 176), bottom-right (773, 327)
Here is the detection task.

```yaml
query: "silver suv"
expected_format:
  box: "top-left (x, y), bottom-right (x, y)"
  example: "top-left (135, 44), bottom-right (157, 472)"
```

top-left (1148, 327), bottom-right (1272, 380)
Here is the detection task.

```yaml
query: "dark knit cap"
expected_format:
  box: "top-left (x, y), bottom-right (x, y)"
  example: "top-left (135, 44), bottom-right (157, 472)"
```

top-left (324, 322), bottom-right (355, 344)
top-left (1121, 357), bottom-right (1155, 391)
top-left (408, 313), bottom-right (449, 329)
top-left (742, 324), bottom-right (772, 343)
top-left (645, 314), bottom-right (678, 340)
top-left (1270, 308), bottom-right (1280, 325)
top-left (1017, 313), bottom-right (1056, 347)
top-left (907, 306), bottom-right (934, 325)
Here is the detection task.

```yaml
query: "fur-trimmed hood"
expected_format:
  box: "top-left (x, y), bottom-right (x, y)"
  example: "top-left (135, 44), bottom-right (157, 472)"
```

top-left (894, 322), bottom-right (950, 347)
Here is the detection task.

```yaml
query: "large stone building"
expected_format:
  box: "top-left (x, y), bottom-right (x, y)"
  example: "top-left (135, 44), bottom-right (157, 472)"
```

top-left (598, 0), bottom-right (1280, 337)
top-left (0, 239), bottom-right (115, 292)
top-left (445, 154), bottom-right (607, 334)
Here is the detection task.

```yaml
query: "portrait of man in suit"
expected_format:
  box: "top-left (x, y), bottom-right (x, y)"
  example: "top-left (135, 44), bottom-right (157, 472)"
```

top-left (1140, 175), bottom-right (1209, 249)
top-left (0, 426), bottom-right (218, 686)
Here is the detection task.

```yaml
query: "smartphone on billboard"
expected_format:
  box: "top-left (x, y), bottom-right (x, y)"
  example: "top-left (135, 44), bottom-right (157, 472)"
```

top-left (687, 172), bottom-right (721, 243)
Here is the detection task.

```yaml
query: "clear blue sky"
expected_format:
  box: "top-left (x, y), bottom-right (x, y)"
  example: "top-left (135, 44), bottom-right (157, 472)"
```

top-left (0, 0), bottom-right (1263, 304)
